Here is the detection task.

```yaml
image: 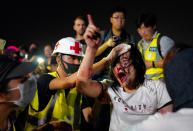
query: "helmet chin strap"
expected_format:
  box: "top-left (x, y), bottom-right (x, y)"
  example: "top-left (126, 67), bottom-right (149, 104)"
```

top-left (60, 55), bottom-right (68, 74)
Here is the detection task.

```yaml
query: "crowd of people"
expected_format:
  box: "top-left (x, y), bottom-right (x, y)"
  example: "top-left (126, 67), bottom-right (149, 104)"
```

top-left (0, 6), bottom-right (193, 131)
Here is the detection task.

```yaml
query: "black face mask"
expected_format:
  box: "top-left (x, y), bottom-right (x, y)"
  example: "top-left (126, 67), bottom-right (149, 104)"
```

top-left (62, 61), bottom-right (80, 75)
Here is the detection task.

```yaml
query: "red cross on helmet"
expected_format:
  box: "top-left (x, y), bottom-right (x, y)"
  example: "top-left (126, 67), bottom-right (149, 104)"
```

top-left (52, 37), bottom-right (84, 57)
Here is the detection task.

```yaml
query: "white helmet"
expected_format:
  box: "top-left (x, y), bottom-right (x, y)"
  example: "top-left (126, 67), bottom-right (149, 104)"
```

top-left (52, 37), bottom-right (84, 57)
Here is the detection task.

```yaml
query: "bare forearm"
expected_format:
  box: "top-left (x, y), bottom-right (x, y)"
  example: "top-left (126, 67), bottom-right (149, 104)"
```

top-left (96, 43), bottom-right (109, 56)
top-left (76, 79), bottom-right (102, 97)
top-left (93, 57), bottom-right (109, 74)
top-left (49, 72), bottom-right (77, 90)
top-left (78, 47), bottom-right (97, 79)
top-left (76, 45), bottom-right (103, 97)
top-left (96, 38), bottom-right (113, 56)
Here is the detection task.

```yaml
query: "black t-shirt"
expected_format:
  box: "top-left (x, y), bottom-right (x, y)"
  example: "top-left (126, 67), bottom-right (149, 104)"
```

top-left (81, 95), bottom-right (95, 109)
top-left (36, 74), bottom-right (56, 111)
top-left (36, 73), bottom-right (91, 111)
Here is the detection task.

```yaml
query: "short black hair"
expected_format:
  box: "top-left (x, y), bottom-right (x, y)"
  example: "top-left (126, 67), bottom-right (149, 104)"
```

top-left (110, 6), bottom-right (126, 18)
top-left (74, 15), bottom-right (87, 25)
top-left (136, 12), bottom-right (157, 28)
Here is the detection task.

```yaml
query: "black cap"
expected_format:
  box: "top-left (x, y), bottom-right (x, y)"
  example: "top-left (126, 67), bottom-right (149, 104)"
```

top-left (0, 55), bottom-right (37, 85)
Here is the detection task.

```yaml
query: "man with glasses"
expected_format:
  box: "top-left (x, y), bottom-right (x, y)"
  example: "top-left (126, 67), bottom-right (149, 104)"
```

top-left (96, 7), bottom-right (135, 62)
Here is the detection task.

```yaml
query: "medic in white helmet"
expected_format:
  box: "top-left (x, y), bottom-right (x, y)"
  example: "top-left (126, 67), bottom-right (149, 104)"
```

top-left (24, 37), bottom-right (85, 130)
top-left (52, 37), bottom-right (84, 75)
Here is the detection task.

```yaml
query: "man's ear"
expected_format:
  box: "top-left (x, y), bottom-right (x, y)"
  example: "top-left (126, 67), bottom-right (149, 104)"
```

top-left (56, 55), bottom-right (68, 69)
top-left (110, 17), bottom-right (113, 24)
top-left (73, 25), bottom-right (76, 31)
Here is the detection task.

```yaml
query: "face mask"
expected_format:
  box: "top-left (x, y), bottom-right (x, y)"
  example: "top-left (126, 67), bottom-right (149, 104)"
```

top-left (8, 76), bottom-right (36, 108)
top-left (62, 61), bottom-right (80, 75)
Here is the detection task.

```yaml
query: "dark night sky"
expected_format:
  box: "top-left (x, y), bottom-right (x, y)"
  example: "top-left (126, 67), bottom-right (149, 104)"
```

top-left (0, 0), bottom-right (193, 48)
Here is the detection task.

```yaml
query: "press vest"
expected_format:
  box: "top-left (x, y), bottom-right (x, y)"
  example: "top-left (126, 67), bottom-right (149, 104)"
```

top-left (138, 33), bottom-right (164, 80)
top-left (24, 72), bottom-right (82, 131)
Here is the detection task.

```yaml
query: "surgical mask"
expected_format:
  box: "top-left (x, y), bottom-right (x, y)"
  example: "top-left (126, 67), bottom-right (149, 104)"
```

top-left (62, 61), bottom-right (80, 75)
top-left (8, 76), bottom-right (36, 108)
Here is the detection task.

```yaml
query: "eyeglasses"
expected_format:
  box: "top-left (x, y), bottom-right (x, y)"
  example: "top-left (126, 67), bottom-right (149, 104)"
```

top-left (112, 16), bottom-right (125, 20)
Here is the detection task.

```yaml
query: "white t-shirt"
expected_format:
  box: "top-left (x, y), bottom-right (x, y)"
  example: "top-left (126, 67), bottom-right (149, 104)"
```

top-left (128, 108), bottom-right (193, 131)
top-left (107, 79), bottom-right (171, 131)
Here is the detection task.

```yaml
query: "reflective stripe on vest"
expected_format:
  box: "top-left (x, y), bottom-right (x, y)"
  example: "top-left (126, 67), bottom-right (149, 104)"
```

top-left (138, 33), bottom-right (164, 80)
top-left (27, 93), bottom-right (58, 126)
top-left (25, 72), bottom-right (82, 131)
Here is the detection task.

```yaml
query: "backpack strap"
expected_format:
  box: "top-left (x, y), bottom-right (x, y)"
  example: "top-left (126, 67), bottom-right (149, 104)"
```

top-left (157, 34), bottom-right (164, 59)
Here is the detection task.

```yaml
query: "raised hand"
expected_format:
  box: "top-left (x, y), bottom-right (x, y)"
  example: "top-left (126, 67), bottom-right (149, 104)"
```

top-left (107, 36), bottom-right (119, 47)
top-left (84, 14), bottom-right (101, 49)
top-left (105, 43), bottom-right (131, 63)
top-left (106, 38), bottom-right (115, 47)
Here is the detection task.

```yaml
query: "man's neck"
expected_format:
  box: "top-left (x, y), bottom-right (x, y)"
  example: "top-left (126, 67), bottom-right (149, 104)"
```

top-left (76, 34), bottom-right (84, 41)
top-left (112, 28), bottom-right (122, 36)
top-left (123, 86), bottom-right (137, 93)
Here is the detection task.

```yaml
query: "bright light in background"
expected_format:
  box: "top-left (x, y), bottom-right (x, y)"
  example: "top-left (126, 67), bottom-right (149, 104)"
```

top-left (37, 57), bottom-right (45, 64)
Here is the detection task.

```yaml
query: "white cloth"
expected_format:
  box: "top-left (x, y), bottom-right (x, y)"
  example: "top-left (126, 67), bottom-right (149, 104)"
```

top-left (128, 108), bottom-right (193, 131)
top-left (107, 79), bottom-right (171, 131)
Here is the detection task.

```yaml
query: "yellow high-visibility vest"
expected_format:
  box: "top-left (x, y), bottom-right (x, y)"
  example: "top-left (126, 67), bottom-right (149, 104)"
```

top-left (24, 72), bottom-right (82, 131)
top-left (138, 33), bottom-right (164, 80)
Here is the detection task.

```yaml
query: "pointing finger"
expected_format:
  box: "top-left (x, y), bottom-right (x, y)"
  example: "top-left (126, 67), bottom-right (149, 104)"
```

top-left (87, 14), bottom-right (95, 25)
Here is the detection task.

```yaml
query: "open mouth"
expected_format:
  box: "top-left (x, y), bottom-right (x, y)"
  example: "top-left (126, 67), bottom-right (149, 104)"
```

top-left (117, 70), bottom-right (127, 83)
